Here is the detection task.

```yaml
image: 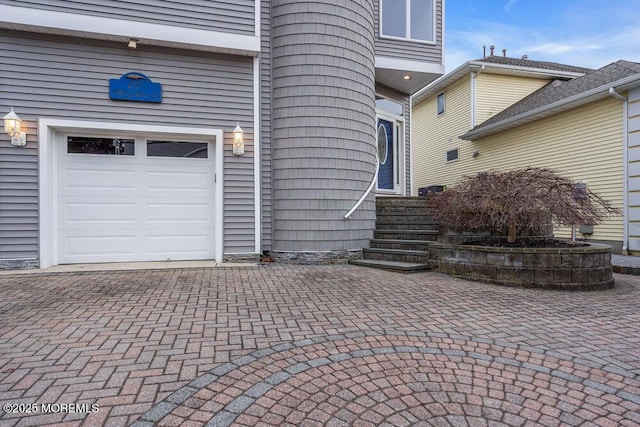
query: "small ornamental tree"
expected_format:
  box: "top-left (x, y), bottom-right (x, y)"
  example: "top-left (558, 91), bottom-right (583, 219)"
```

top-left (425, 167), bottom-right (620, 243)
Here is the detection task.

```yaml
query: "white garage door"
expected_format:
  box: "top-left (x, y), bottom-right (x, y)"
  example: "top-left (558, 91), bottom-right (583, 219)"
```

top-left (57, 135), bottom-right (216, 264)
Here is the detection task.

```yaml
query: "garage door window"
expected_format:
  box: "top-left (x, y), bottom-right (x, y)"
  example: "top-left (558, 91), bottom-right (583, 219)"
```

top-left (147, 141), bottom-right (208, 158)
top-left (67, 137), bottom-right (134, 155)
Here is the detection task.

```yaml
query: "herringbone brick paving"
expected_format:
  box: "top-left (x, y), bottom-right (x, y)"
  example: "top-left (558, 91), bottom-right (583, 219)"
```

top-left (0, 265), bottom-right (638, 426)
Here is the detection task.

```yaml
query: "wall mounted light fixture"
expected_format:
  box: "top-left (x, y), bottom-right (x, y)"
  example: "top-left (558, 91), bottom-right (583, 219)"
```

top-left (3, 108), bottom-right (26, 146)
top-left (233, 122), bottom-right (244, 156)
top-left (128, 38), bottom-right (138, 49)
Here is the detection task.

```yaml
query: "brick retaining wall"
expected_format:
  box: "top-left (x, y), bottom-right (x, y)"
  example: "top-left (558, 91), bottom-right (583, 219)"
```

top-left (428, 242), bottom-right (614, 290)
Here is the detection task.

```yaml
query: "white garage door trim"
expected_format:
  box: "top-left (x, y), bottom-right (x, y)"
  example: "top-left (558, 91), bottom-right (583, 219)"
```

top-left (38, 119), bottom-right (224, 268)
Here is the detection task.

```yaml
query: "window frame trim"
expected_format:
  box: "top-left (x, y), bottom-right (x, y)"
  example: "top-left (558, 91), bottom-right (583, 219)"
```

top-left (379, 0), bottom-right (437, 45)
top-left (446, 148), bottom-right (459, 163)
top-left (437, 91), bottom-right (445, 116)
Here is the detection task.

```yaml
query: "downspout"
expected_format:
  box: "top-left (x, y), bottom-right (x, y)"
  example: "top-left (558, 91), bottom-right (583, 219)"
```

top-left (609, 87), bottom-right (629, 253)
top-left (470, 65), bottom-right (485, 128)
top-left (409, 93), bottom-right (414, 197)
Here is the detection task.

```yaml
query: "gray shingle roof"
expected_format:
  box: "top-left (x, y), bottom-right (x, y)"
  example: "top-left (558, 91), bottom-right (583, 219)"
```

top-left (474, 55), bottom-right (594, 74)
top-left (412, 56), bottom-right (591, 106)
top-left (467, 60), bottom-right (640, 133)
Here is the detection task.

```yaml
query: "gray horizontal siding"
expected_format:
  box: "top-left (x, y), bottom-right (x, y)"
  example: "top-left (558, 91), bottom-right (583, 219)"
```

top-left (376, 84), bottom-right (411, 195)
top-left (0, 31), bottom-right (256, 260)
top-left (0, 141), bottom-right (38, 260)
top-left (374, 0), bottom-right (443, 64)
top-left (271, 0), bottom-right (376, 253)
top-left (0, 0), bottom-right (255, 35)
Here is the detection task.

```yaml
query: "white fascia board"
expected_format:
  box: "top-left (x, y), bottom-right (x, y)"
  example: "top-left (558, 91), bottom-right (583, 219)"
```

top-left (39, 119), bottom-right (222, 137)
top-left (461, 74), bottom-right (640, 141)
top-left (411, 61), bottom-right (471, 105)
top-left (375, 56), bottom-right (444, 75)
top-left (0, 4), bottom-right (260, 56)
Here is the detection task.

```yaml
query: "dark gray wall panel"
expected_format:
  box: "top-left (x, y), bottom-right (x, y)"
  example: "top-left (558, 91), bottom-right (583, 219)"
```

top-left (271, 0), bottom-right (377, 253)
top-left (0, 143), bottom-right (38, 260)
top-left (0, 31), bottom-right (256, 260)
top-left (0, 0), bottom-right (255, 35)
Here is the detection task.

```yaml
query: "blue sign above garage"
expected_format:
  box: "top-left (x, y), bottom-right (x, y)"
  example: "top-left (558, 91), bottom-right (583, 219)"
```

top-left (109, 72), bottom-right (162, 103)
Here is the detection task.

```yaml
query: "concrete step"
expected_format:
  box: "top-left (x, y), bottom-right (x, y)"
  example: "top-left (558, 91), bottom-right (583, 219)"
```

top-left (375, 214), bottom-right (437, 224)
top-left (349, 259), bottom-right (432, 273)
top-left (376, 196), bottom-right (425, 202)
top-left (377, 206), bottom-right (434, 215)
top-left (376, 198), bottom-right (427, 208)
top-left (376, 204), bottom-right (428, 211)
top-left (370, 239), bottom-right (434, 251)
top-left (363, 247), bottom-right (429, 263)
top-left (375, 222), bottom-right (439, 231)
top-left (374, 229), bottom-right (438, 241)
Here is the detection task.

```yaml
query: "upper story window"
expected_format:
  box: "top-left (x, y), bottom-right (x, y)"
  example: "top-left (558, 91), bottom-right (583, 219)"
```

top-left (437, 92), bottom-right (445, 115)
top-left (381, 0), bottom-right (435, 43)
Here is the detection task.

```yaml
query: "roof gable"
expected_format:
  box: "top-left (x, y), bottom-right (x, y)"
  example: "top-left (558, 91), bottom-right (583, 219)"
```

top-left (462, 60), bottom-right (640, 140)
top-left (412, 56), bottom-right (590, 105)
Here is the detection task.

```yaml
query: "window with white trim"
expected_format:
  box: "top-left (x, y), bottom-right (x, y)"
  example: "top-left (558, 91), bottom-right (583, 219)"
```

top-left (381, 0), bottom-right (435, 43)
top-left (437, 92), bottom-right (445, 115)
top-left (446, 148), bottom-right (458, 162)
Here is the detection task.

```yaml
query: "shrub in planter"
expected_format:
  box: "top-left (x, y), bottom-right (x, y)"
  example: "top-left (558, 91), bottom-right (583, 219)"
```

top-left (425, 168), bottom-right (620, 289)
top-left (425, 168), bottom-right (620, 244)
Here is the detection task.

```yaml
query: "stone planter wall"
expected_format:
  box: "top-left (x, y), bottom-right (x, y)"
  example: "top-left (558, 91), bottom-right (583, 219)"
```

top-left (428, 242), bottom-right (614, 290)
top-left (438, 223), bottom-right (554, 245)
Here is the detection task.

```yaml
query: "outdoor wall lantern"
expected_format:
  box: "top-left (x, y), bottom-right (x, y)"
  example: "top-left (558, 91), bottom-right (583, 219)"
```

top-left (3, 108), bottom-right (26, 146)
top-left (233, 122), bottom-right (244, 156)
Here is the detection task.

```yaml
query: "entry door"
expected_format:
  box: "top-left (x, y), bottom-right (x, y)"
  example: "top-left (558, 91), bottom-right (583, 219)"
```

top-left (377, 117), bottom-right (397, 192)
top-left (377, 118), bottom-right (394, 190)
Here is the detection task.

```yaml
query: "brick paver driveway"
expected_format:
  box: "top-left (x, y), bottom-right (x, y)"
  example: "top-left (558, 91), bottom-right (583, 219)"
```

top-left (1, 264), bottom-right (639, 426)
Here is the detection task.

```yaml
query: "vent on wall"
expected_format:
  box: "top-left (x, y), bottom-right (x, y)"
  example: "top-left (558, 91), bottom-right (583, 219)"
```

top-left (446, 148), bottom-right (459, 162)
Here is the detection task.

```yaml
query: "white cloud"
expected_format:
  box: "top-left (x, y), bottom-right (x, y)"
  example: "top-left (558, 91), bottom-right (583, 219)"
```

top-left (444, 48), bottom-right (476, 73)
top-left (525, 43), bottom-right (600, 55)
top-left (504, 0), bottom-right (518, 16)
top-left (522, 40), bottom-right (602, 55)
top-left (445, 16), bottom-right (640, 72)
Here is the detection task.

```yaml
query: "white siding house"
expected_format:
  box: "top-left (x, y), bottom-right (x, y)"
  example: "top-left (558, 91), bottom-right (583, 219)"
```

top-left (412, 57), bottom-right (640, 252)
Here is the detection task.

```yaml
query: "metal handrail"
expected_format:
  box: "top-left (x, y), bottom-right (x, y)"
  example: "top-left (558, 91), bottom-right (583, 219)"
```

top-left (344, 153), bottom-right (379, 219)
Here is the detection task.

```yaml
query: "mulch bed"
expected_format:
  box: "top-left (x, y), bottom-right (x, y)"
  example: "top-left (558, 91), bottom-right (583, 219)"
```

top-left (462, 238), bottom-right (588, 248)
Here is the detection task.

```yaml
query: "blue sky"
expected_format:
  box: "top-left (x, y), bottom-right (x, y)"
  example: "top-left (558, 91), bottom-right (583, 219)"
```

top-left (445, 0), bottom-right (640, 72)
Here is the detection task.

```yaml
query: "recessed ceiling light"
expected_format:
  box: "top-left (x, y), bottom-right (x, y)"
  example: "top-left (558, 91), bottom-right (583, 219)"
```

top-left (403, 75), bottom-right (411, 80)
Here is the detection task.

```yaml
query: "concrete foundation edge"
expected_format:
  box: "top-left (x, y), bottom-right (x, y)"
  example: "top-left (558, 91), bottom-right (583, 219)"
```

top-left (271, 250), bottom-right (363, 265)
